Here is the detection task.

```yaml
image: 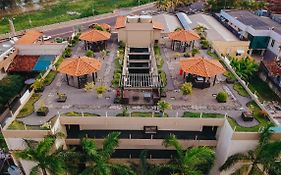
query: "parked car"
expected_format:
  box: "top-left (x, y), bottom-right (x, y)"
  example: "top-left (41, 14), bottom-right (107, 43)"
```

top-left (42, 35), bottom-right (52, 41)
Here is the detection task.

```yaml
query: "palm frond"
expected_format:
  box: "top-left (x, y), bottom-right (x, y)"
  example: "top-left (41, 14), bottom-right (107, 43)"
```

top-left (81, 138), bottom-right (98, 159)
top-left (110, 163), bottom-right (136, 175)
top-left (163, 134), bottom-right (184, 161)
top-left (259, 124), bottom-right (273, 147)
top-left (230, 164), bottom-right (249, 175)
top-left (219, 153), bottom-right (250, 171)
top-left (30, 165), bottom-right (41, 175)
top-left (101, 132), bottom-right (120, 160)
top-left (36, 137), bottom-right (55, 157)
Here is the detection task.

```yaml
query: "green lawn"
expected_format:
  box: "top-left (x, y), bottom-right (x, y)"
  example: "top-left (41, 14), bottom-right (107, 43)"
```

top-left (233, 82), bottom-right (249, 97)
top-left (43, 71), bottom-right (57, 86)
top-left (182, 112), bottom-right (225, 118)
top-left (8, 120), bottom-right (43, 130)
top-left (0, 0), bottom-right (152, 34)
top-left (223, 71), bottom-right (236, 81)
top-left (17, 93), bottom-right (42, 118)
top-left (248, 76), bottom-right (281, 102)
top-left (227, 101), bottom-right (272, 132)
top-left (64, 111), bottom-right (100, 117)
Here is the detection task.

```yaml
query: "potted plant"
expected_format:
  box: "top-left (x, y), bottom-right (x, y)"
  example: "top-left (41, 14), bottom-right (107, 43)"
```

top-left (83, 82), bottom-right (95, 92)
top-left (157, 100), bottom-right (171, 117)
top-left (85, 50), bottom-right (94, 57)
top-left (36, 101), bottom-right (49, 116)
top-left (180, 82), bottom-right (192, 100)
top-left (31, 78), bottom-right (45, 93)
top-left (56, 92), bottom-right (67, 103)
top-left (216, 91), bottom-right (228, 103)
top-left (191, 48), bottom-right (200, 56)
top-left (96, 86), bottom-right (107, 98)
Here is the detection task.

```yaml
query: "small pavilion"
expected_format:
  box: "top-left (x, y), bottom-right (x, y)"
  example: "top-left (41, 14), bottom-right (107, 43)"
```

top-left (180, 57), bottom-right (226, 89)
top-left (79, 29), bottom-right (111, 51)
top-left (168, 29), bottom-right (200, 52)
top-left (58, 56), bottom-right (102, 89)
top-left (99, 23), bottom-right (111, 31)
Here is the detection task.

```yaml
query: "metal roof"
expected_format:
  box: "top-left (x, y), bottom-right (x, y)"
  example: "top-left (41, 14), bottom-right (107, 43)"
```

top-left (176, 12), bottom-right (192, 30)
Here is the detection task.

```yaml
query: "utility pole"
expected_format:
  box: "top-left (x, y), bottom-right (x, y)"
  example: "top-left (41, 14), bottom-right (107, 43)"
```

top-left (8, 18), bottom-right (16, 37)
top-left (224, 0), bottom-right (227, 9)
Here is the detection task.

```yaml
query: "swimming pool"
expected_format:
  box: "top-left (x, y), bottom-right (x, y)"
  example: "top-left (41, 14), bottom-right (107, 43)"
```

top-left (33, 55), bottom-right (56, 71)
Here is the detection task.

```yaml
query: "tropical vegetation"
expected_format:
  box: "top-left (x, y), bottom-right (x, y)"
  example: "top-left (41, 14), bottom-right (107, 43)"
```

top-left (80, 132), bottom-right (135, 175)
top-left (180, 82), bottom-right (193, 96)
top-left (216, 91), bottom-right (228, 103)
top-left (157, 100), bottom-right (171, 117)
top-left (163, 134), bottom-right (215, 175)
top-left (230, 57), bottom-right (258, 80)
top-left (15, 134), bottom-right (67, 175)
top-left (220, 125), bottom-right (281, 175)
top-left (207, 0), bottom-right (266, 12)
top-left (0, 74), bottom-right (25, 113)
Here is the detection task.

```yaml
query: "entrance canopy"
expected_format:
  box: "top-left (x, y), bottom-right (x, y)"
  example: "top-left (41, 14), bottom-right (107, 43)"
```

top-left (58, 56), bottom-right (102, 76)
top-left (180, 57), bottom-right (226, 77)
top-left (79, 29), bottom-right (111, 42)
top-left (168, 29), bottom-right (200, 42)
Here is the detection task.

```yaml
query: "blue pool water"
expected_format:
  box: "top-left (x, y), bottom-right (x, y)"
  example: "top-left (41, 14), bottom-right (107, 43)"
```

top-left (270, 126), bottom-right (281, 133)
top-left (33, 55), bottom-right (56, 71)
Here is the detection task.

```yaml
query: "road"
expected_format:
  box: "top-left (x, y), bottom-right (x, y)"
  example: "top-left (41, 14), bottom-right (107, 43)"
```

top-left (43, 5), bottom-right (156, 38)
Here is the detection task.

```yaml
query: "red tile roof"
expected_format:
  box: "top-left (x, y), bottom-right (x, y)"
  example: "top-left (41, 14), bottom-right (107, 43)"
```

top-left (152, 21), bottom-right (164, 30)
top-left (168, 29), bottom-right (200, 42)
top-left (79, 29), bottom-right (111, 42)
top-left (263, 60), bottom-right (281, 76)
top-left (180, 57), bottom-right (226, 77)
top-left (115, 16), bottom-right (126, 29)
top-left (16, 30), bottom-right (43, 45)
top-left (58, 56), bottom-right (102, 76)
top-left (7, 55), bottom-right (39, 72)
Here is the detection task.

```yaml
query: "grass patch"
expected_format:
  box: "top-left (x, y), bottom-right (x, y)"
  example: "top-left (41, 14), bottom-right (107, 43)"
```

top-left (128, 112), bottom-right (168, 117)
top-left (182, 112), bottom-right (225, 118)
top-left (233, 83), bottom-right (249, 97)
top-left (207, 50), bottom-right (219, 59)
top-left (0, 0), bottom-right (152, 34)
top-left (8, 120), bottom-right (43, 130)
top-left (227, 101), bottom-right (272, 132)
top-left (43, 71), bottom-right (57, 86)
top-left (17, 93), bottom-right (42, 118)
top-left (248, 76), bottom-right (281, 102)
top-left (64, 111), bottom-right (100, 117)
top-left (54, 56), bottom-right (64, 69)
top-left (224, 71), bottom-right (236, 80)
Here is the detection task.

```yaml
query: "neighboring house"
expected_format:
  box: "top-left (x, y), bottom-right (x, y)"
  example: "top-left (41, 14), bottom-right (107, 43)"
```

top-left (7, 30), bottom-right (67, 73)
top-left (219, 10), bottom-right (281, 58)
top-left (115, 15), bottom-right (164, 105)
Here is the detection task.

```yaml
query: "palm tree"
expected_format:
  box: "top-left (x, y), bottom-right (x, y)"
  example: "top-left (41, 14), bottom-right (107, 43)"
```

top-left (219, 125), bottom-right (281, 175)
top-left (156, 0), bottom-right (184, 12)
top-left (230, 57), bottom-right (258, 80)
top-left (80, 132), bottom-right (135, 175)
top-left (131, 150), bottom-right (161, 175)
top-left (157, 100), bottom-right (171, 117)
top-left (163, 134), bottom-right (215, 175)
top-left (15, 135), bottom-right (66, 175)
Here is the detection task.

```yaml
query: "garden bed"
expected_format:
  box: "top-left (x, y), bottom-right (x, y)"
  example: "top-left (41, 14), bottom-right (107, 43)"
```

top-left (17, 93), bottom-right (42, 118)
top-left (8, 120), bottom-right (43, 130)
top-left (116, 112), bottom-right (168, 117)
top-left (227, 101), bottom-right (272, 132)
top-left (64, 111), bottom-right (100, 117)
top-left (233, 83), bottom-right (249, 97)
top-left (182, 112), bottom-right (225, 118)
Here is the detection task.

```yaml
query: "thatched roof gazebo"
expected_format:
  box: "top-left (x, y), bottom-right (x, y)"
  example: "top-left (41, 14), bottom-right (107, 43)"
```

top-left (79, 29), bottom-right (111, 51)
top-left (180, 57), bottom-right (226, 88)
top-left (58, 56), bottom-right (102, 88)
top-left (168, 29), bottom-right (200, 52)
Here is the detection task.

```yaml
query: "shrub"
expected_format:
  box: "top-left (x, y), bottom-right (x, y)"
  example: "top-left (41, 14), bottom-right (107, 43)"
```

top-left (180, 82), bottom-right (192, 95)
top-left (96, 86), bottom-right (107, 95)
top-left (191, 48), bottom-right (200, 56)
top-left (118, 41), bottom-right (125, 49)
top-left (85, 50), bottom-right (94, 57)
top-left (31, 78), bottom-right (45, 91)
top-left (216, 91), bottom-right (228, 103)
top-left (200, 40), bottom-right (210, 49)
top-left (63, 48), bottom-right (72, 58)
top-left (184, 51), bottom-right (191, 57)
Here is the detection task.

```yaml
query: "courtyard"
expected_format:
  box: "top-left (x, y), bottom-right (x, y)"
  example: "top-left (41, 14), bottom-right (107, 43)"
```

top-left (8, 13), bottom-right (273, 132)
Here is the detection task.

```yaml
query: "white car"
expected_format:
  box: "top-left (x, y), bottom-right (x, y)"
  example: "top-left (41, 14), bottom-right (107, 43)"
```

top-left (42, 35), bottom-right (52, 41)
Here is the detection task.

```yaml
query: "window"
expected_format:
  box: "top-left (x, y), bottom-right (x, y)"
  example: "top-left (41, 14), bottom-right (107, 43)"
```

top-left (271, 39), bottom-right (275, 47)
